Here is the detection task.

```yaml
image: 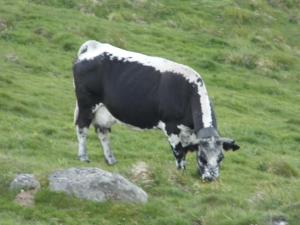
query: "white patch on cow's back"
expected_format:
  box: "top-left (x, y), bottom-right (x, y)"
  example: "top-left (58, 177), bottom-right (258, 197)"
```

top-left (78, 40), bottom-right (213, 128)
top-left (78, 40), bottom-right (200, 83)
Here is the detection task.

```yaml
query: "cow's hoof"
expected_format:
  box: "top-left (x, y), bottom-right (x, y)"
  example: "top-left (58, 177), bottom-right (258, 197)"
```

top-left (176, 160), bottom-right (186, 170)
top-left (78, 155), bottom-right (90, 163)
top-left (105, 156), bottom-right (117, 166)
top-left (177, 166), bottom-right (186, 171)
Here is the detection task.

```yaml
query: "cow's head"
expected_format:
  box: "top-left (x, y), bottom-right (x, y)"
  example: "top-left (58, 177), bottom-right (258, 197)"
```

top-left (196, 128), bottom-right (240, 182)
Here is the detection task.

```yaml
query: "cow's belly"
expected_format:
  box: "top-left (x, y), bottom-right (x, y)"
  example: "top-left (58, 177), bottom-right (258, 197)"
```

top-left (102, 92), bottom-right (160, 129)
top-left (93, 104), bottom-right (199, 148)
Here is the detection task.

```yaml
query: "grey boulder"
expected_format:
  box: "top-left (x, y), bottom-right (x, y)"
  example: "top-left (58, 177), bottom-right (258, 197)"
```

top-left (48, 168), bottom-right (148, 204)
top-left (10, 174), bottom-right (40, 192)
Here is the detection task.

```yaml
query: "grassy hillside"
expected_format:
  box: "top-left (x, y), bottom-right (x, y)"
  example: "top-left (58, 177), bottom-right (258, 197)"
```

top-left (0, 0), bottom-right (299, 224)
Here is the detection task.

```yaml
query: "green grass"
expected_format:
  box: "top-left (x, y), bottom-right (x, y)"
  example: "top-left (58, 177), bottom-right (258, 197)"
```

top-left (0, 0), bottom-right (300, 224)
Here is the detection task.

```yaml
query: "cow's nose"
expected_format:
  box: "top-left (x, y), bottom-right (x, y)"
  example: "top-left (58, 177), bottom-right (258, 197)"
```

top-left (202, 175), bottom-right (214, 182)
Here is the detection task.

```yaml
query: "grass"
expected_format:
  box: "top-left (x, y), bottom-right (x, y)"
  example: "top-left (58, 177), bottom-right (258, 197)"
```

top-left (0, 0), bottom-right (300, 224)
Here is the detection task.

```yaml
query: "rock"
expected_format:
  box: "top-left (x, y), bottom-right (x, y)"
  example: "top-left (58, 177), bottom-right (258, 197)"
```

top-left (15, 190), bottom-right (35, 208)
top-left (131, 161), bottom-right (154, 188)
top-left (10, 174), bottom-right (40, 192)
top-left (48, 168), bottom-right (148, 204)
top-left (271, 216), bottom-right (288, 225)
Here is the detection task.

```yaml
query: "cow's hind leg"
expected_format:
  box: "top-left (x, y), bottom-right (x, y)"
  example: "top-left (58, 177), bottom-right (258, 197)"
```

top-left (93, 104), bottom-right (117, 165)
top-left (95, 126), bottom-right (117, 165)
top-left (75, 104), bottom-right (92, 162)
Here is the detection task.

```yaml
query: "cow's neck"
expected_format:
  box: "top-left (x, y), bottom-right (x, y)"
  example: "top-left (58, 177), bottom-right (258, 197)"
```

top-left (197, 127), bottom-right (219, 139)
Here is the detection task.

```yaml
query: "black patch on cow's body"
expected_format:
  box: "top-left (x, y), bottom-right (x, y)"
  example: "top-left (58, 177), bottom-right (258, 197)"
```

top-left (79, 46), bottom-right (88, 55)
top-left (74, 53), bottom-right (196, 130)
top-left (196, 78), bottom-right (203, 86)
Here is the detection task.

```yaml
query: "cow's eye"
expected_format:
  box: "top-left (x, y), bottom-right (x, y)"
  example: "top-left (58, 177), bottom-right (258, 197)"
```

top-left (200, 141), bottom-right (208, 148)
top-left (199, 153), bottom-right (207, 164)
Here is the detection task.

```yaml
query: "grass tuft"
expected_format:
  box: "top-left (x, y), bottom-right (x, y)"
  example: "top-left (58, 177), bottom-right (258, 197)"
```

top-left (224, 7), bottom-right (259, 25)
top-left (258, 160), bottom-right (299, 178)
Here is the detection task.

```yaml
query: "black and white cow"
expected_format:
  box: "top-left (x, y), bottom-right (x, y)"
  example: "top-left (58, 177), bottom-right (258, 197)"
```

top-left (73, 40), bottom-right (239, 181)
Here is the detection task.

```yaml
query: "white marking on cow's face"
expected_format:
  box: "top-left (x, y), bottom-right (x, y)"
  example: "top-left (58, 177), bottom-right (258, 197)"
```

top-left (77, 40), bottom-right (213, 129)
top-left (197, 137), bottom-right (224, 182)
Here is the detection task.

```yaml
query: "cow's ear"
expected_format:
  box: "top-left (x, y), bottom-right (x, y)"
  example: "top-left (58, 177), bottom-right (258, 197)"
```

top-left (220, 138), bottom-right (240, 151)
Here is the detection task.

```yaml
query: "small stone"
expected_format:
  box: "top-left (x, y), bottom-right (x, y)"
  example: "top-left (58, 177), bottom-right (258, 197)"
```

top-left (10, 174), bottom-right (40, 192)
top-left (271, 216), bottom-right (288, 225)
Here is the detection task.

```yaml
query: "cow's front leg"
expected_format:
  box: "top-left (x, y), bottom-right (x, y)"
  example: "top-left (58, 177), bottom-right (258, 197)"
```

top-left (172, 144), bottom-right (187, 170)
top-left (95, 126), bottom-right (117, 165)
top-left (167, 134), bottom-right (186, 170)
top-left (163, 124), bottom-right (186, 170)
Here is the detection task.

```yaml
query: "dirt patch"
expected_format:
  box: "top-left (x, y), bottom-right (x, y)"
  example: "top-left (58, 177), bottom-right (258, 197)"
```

top-left (131, 161), bottom-right (154, 188)
top-left (5, 53), bottom-right (19, 64)
top-left (0, 19), bottom-right (7, 32)
top-left (15, 190), bottom-right (36, 208)
top-left (192, 219), bottom-right (203, 225)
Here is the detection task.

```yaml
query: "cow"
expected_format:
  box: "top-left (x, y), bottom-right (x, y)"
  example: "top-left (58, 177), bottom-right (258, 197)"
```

top-left (73, 40), bottom-right (240, 182)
